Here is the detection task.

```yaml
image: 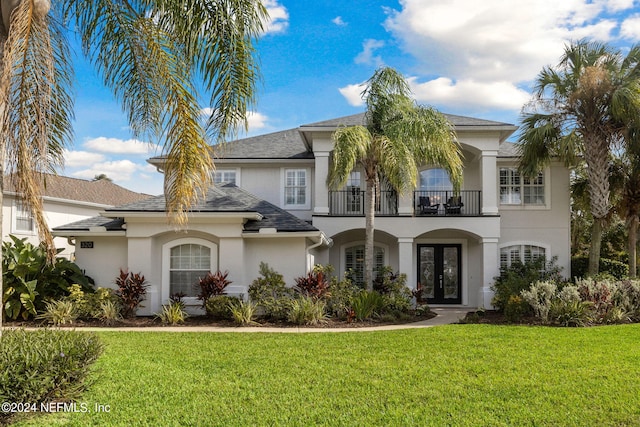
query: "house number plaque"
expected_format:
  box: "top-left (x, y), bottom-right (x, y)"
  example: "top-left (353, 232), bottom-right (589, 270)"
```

top-left (80, 241), bottom-right (94, 249)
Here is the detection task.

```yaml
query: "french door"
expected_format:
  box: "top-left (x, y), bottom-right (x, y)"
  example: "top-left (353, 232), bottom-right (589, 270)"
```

top-left (417, 244), bottom-right (462, 304)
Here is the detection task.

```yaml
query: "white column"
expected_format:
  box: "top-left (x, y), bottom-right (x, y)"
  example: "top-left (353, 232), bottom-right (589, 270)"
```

top-left (398, 237), bottom-right (415, 290)
top-left (314, 151), bottom-right (330, 214)
top-left (397, 193), bottom-right (414, 215)
top-left (481, 238), bottom-right (499, 308)
top-left (127, 237), bottom-right (157, 315)
top-left (218, 237), bottom-right (246, 296)
top-left (481, 150), bottom-right (499, 215)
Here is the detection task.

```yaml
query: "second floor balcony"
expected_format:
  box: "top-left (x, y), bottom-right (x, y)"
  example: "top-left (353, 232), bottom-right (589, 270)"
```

top-left (328, 189), bottom-right (482, 216)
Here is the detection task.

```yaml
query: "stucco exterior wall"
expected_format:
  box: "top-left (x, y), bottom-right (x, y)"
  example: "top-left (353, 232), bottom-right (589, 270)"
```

top-left (244, 237), bottom-right (309, 288)
top-left (74, 236), bottom-right (128, 288)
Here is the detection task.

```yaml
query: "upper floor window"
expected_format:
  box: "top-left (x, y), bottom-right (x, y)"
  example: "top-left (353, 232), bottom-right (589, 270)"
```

top-left (283, 168), bottom-right (308, 208)
top-left (346, 171), bottom-right (362, 213)
top-left (420, 168), bottom-right (453, 191)
top-left (14, 201), bottom-right (34, 232)
top-left (500, 244), bottom-right (546, 269)
top-left (214, 169), bottom-right (237, 185)
top-left (499, 168), bottom-right (545, 205)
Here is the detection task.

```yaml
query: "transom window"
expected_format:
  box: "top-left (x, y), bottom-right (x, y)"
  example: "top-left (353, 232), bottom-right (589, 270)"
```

top-left (500, 168), bottom-right (545, 205)
top-left (14, 201), bottom-right (34, 232)
top-left (284, 169), bottom-right (307, 206)
top-left (214, 169), bottom-right (237, 185)
top-left (169, 244), bottom-right (211, 297)
top-left (500, 244), bottom-right (546, 269)
top-left (345, 245), bottom-right (385, 287)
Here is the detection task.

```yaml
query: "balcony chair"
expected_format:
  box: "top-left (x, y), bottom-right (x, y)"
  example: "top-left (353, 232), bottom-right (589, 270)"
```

top-left (418, 196), bottom-right (439, 215)
top-left (445, 196), bottom-right (463, 215)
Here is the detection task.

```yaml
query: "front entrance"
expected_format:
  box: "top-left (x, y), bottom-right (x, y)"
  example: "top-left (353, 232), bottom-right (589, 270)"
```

top-left (417, 244), bottom-right (462, 304)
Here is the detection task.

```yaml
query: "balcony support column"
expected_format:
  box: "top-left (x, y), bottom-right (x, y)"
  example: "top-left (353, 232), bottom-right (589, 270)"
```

top-left (314, 151), bottom-right (330, 214)
top-left (481, 150), bottom-right (499, 215)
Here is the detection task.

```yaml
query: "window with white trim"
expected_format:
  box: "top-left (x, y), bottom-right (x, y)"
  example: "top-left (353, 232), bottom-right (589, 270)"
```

top-left (14, 201), bottom-right (34, 232)
top-left (169, 244), bottom-right (211, 297)
top-left (345, 245), bottom-right (385, 287)
top-left (500, 244), bottom-right (546, 269)
top-left (346, 171), bottom-right (362, 213)
top-left (500, 168), bottom-right (545, 205)
top-left (214, 169), bottom-right (237, 185)
top-left (420, 168), bottom-right (453, 191)
top-left (284, 169), bottom-right (307, 207)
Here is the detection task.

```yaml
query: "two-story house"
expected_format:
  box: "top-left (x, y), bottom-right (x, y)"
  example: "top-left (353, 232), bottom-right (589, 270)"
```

top-left (53, 113), bottom-right (570, 314)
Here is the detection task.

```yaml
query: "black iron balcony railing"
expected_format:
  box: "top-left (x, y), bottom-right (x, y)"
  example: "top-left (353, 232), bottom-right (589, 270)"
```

top-left (414, 190), bottom-right (482, 216)
top-left (329, 190), bottom-right (398, 216)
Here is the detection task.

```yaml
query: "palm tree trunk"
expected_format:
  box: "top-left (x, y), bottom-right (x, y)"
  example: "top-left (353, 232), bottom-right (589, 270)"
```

top-left (628, 216), bottom-right (638, 279)
top-left (588, 218), bottom-right (604, 276)
top-left (364, 176), bottom-right (376, 291)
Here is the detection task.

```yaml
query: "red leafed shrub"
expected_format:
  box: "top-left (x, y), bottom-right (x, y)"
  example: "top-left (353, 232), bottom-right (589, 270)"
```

top-left (294, 270), bottom-right (330, 299)
top-left (115, 269), bottom-right (149, 318)
top-left (197, 270), bottom-right (232, 307)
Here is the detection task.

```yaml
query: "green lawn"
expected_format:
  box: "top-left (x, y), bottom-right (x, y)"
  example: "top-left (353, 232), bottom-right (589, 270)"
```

top-left (13, 325), bottom-right (640, 426)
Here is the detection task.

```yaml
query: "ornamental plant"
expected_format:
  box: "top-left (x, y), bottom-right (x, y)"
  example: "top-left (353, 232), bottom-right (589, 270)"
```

top-left (115, 269), bottom-right (148, 318)
top-left (197, 270), bottom-right (232, 308)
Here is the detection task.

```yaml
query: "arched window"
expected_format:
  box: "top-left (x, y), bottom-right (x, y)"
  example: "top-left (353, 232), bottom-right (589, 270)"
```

top-left (163, 239), bottom-right (218, 299)
top-left (420, 168), bottom-right (453, 192)
top-left (499, 244), bottom-right (547, 269)
top-left (344, 244), bottom-right (385, 287)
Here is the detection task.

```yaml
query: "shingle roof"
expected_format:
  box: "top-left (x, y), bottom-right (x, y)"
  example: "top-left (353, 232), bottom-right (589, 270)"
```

top-left (498, 141), bottom-right (521, 158)
top-left (54, 183), bottom-right (317, 233)
top-left (4, 174), bottom-right (152, 206)
top-left (300, 112), bottom-right (515, 128)
top-left (53, 217), bottom-right (126, 232)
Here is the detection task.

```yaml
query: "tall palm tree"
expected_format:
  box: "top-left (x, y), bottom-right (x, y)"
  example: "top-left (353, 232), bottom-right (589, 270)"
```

top-left (328, 67), bottom-right (463, 290)
top-left (519, 40), bottom-right (640, 276)
top-left (0, 0), bottom-right (266, 330)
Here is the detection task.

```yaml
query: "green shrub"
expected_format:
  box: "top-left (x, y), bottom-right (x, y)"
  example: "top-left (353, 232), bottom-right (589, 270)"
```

top-left (351, 290), bottom-right (384, 321)
top-left (325, 275), bottom-right (359, 319)
top-left (230, 300), bottom-right (258, 325)
top-left (374, 267), bottom-right (413, 314)
top-left (0, 329), bottom-right (103, 424)
top-left (504, 295), bottom-right (529, 323)
top-left (571, 256), bottom-right (629, 279)
top-left (36, 300), bottom-right (79, 326)
top-left (248, 262), bottom-right (293, 320)
top-left (288, 296), bottom-right (328, 326)
top-left (491, 256), bottom-right (563, 311)
top-left (613, 280), bottom-right (640, 321)
top-left (2, 236), bottom-right (93, 320)
top-left (95, 300), bottom-right (122, 325)
top-left (197, 270), bottom-right (232, 308)
top-left (549, 299), bottom-right (594, 327)
top-left (115, 269), bottom-right (148, 318)
top-left (205, 295), bottom-right (240, 320)
top-left (156, 302), bottom-right (188, 325)
top-left (521, 281), bottom-right (557, 324)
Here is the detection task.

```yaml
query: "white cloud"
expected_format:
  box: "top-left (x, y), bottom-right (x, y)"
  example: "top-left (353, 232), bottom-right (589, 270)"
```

top-left (338, 83), bottom-right (367, 107)
top-left (83, 137), bottom-right (158, 155)
top-left (64, 150), bottom-right (106, 168)
top-left (621, 14), bottom-right (640, 39)
top-left (72, 160), bottom-right (142, 182)
top-left (355, 39), bottom-right (386, 67)
top-left (262, 0), bottom-right (289, 34)
top-left (408, 77), bottom-right (531, 111)
top-left (383, 0), bottom-right (639, 84)
top-left (246, 111), bottom-right (269, 131)
top-left (332, 16), bottom-right (347, 26)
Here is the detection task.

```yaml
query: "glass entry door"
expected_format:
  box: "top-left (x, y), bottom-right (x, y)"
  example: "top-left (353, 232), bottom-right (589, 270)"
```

top-left (418, 244), bottom-right (461, 304)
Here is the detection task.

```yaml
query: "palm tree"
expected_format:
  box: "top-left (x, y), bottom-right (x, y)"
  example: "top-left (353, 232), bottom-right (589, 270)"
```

top-left (518, 40), bottom-right (640, 276)
top-left (327, 67), bottom-right (463, 290)
top-left (0, 0), bottom-right (266, 330)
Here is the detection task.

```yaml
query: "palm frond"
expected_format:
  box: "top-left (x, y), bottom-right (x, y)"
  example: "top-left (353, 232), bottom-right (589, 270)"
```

top-left (327, 125), bottom-right (371, 189)
top-left (1, 0), bottom-right (73, 261)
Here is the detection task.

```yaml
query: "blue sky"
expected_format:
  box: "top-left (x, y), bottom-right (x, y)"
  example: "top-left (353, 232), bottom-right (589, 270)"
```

top-left (61, 0), bottom-right (640, 195)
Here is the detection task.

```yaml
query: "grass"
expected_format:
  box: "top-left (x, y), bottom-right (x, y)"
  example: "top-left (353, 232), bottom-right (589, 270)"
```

top-left (13, 324), bottom-right (640, 426)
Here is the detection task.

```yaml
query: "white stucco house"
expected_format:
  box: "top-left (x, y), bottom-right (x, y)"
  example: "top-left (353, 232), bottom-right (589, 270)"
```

top-left (53, 113), bottom-right (571, 314)
top-left (3, 174), bottom-right (151, 258)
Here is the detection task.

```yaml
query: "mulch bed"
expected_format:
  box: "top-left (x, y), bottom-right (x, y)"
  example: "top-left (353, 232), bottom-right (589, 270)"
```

top-left (5, 311), bottom-right (438, 329)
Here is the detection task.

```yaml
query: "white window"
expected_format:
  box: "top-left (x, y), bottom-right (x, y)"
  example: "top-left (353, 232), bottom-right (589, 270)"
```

top-left (346, 171), bottom-right (362, 213)
top-left (13, 201), bottom-right (34, 233)
top-left (420, 168), bottom-right (453, 192)
top-left (283, 168), bottom-right (308, 208)
top-left (344, 244), bottom-right (385, 287)
top-left (214, 169), bottom-right (237, 185)
top-left (500, 168), bottom-right (545, 205)
top-left (162, 239), bottom-right (218, 301)
top-left (499, 244), bottom-right (547, 269)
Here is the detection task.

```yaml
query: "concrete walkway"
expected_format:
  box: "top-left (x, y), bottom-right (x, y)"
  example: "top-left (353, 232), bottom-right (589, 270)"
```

top-left (51, 307), bottom-right (469, 333)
